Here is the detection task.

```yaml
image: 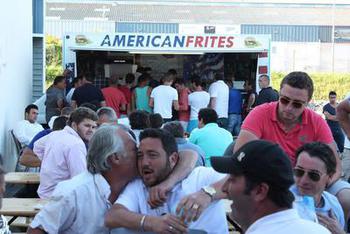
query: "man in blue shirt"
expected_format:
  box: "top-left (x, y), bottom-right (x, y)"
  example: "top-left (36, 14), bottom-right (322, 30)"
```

top-left (226, 78), bottom-right (243, 136)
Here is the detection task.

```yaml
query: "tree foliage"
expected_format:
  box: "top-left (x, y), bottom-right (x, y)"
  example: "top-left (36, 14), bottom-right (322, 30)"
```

top-left (271, 71), bottom-right (350, 101)
top-left (45, 35), bottom-right (63, 83)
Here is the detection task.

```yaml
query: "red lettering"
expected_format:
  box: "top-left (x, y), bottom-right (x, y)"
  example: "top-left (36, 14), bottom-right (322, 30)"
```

top-left (204, 36), bottom-right (209, 47)
top-left (194, 36), bottom-right (204, 47)
top-left (210, 36), bottom-right (218, 47)
top-left (226, 36), bottom-right (234, 47)
top-left (218, 36), bottom-right (225, 48)
top-left (186, 36), bottom-right (194, 47)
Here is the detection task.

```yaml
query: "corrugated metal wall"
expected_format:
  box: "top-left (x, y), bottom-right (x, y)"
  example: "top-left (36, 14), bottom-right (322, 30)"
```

top-left (242, 24), bottom-right (332, 42)
top-left (116, 22), bottom-right (179, 33)
top-left (45, 20), bottom-right (115, 38)
top-left (33, 37), bottom-right (44, 101)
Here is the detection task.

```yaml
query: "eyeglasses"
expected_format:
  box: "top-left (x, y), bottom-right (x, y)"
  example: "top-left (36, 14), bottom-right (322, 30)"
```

top-left (293, 168), bottom-right (323, 182)
top-left (279, 96), bottom-right (306, 109)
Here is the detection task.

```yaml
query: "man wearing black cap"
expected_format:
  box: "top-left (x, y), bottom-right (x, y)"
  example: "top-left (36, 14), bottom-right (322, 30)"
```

top-left (211, 140), bottom-right (330, 234)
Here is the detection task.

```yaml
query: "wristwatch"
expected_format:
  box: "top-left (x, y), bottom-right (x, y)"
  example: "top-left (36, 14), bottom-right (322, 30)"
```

top-left (201, 186), bottom-right (216, 201)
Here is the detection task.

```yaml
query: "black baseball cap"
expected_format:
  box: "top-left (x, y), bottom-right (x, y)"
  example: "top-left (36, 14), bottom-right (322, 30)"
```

top-left (211, 140), bottom-right (294, 190)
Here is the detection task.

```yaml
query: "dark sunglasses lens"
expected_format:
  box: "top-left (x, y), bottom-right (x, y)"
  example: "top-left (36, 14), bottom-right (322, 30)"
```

top-left (280, 97), bottom-right (290, 105)
top-left (293, 168), bottom-right (304, 177)
top-left (291, 102), bottom-right (303, 109)
top-left (308, 172), bottom-right (321, 182)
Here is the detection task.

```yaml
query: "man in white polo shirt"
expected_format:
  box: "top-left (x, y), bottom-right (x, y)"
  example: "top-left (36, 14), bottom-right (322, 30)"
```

top-left (209, 73), bottom-right (229, 129)
top-left (149, 72), bottom-right (179, 123)
top-left (105, 128), bottom-right (228, 233)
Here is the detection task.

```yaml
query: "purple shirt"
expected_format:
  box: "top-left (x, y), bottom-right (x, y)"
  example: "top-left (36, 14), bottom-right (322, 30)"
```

top-left (34, 126), bottom-right (87, 199)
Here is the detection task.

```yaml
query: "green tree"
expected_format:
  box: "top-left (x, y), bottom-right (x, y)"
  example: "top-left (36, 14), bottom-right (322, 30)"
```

top-left (45, 35), bottom-right (63, 84)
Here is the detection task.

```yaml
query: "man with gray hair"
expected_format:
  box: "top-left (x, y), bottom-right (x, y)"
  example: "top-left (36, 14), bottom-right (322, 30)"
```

top-left (97, 106), bottom-right (118, 127)
top-left (28, 125), bottom-right (138, 234)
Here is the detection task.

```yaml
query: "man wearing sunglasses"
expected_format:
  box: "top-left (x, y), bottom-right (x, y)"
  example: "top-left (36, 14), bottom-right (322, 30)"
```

top-left (291, 142), bottom-right (345, 234)
top-left (234, 71), bottom-right (341, 184)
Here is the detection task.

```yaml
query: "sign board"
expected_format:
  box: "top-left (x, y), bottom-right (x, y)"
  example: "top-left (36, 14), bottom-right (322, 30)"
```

top-left (179, 24), bottom-right (240, 34)
top-left (65, 33), bottom-right (269, 53)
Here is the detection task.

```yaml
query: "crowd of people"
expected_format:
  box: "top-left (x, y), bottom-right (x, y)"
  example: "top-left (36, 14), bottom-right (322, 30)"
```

top-left (3, 69), bottom-right (350, 233)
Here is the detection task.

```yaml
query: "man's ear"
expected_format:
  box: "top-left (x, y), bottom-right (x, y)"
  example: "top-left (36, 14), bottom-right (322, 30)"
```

top-left (108, 153), bottom-right (122, 166)
top-left (71, 122), bottom-right (78, 131)
top-left (169, 152), bottom-right (179, 168)
top-left (253, 183), bottom-right (269, 202)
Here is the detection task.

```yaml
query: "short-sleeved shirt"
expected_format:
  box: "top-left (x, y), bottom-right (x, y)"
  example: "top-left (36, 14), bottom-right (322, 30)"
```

top-left (45, 86), bottom-right (65, 121)
top-left (228, 88), bottom-right (242, 114)
top-left (30, 172), bottom-right (112, 234)
top-left (150, 85), bottom-right (178, 119)
top-left (208, 80), bottom-right (229, 118)
top-left (189, 123), bottom-right (233, 166)
top-left (241, 102), bottom-right (334, 165)
top-left (71, 83), bottom-right (105, 107)
top-left (188, 91), bottom-right (210, 120)
top-left (255, 87), bottom-right (279, 106)
top-left (34, 126), bottom-right (87, 198)
top-left (114, 167), bottom-right (228, 234)
top-left (291, 185), bottom-right (345, 228)
top-left (119, 86), bottom-right (132, 115)
top-left (323, 103), bottom-right (342, 133)
top-left (246, 209), bottom-right (330, 234)
top-left (102, 87), bottom-right (127, 118)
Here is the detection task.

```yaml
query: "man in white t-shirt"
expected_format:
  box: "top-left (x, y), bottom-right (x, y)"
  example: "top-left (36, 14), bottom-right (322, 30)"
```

top-left (208, 73), bottom-right (229, 129)
top-left (187, 77), bottom-right (210, 133)
top-left (105, 128), bottom-right (228, 234)
top-left (149, 72), bottom-right (179, 122)
top-left (13, 104), bottom-right (44, 146)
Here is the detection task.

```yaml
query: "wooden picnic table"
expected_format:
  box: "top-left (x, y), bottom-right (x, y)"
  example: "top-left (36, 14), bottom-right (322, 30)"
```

top-left (0, 198), bottom-right (47, 224)
top-left (5, 172), bottom-right (40, 185)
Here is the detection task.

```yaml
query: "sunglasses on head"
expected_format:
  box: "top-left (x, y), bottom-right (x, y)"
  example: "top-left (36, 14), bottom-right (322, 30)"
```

top-left (293, 168), bottom-right (323, 182)
top-left (279, 96), bottom-right (306, 109)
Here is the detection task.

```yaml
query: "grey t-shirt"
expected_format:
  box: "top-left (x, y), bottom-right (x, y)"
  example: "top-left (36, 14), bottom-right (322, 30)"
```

top-left (45, 86), bottom-right (65, 122)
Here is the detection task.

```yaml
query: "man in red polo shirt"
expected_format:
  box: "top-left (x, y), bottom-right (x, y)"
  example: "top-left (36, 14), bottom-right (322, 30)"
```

top-left (234, 71), bottom-right (341, 182)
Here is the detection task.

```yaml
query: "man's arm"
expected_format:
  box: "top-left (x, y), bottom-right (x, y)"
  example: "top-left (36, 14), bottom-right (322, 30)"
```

top-left (337, 99), bottom-right (350, 139)
top-left (19, 147), bottom-right (41, 167)
top-left (324, 111), bottom-right (338, 121)
top-left (173, 100), bottom-right (179, 111)
top-left (233, 130), bottom-right (259, 152)
top-left (175, 176), bottom-right (228, 222)
top-left (105, 204), bottom-right (187, 233)
top-left (209, 97), bottom-right (217, 109)
top-left (149, 97), bottom-right (154, 108)
top-left (148, 150), bottom-right (197, 208)
top-left (328, 142), bottom-right (342, 184)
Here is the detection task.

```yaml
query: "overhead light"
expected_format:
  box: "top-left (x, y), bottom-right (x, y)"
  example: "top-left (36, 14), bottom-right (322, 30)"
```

top-left (129, 51), bottom-right (205, 55)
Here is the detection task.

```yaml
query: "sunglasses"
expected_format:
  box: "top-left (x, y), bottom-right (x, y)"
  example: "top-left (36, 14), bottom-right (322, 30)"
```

top-left (293, 168), bottom-right (323, 182)
top-left (279, 96), bottom-right (306, 109)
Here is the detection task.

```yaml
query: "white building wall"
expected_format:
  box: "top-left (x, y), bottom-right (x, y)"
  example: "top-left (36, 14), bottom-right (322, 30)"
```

top-left (0, 1), bottom-right (33, 171)
top-left (271, 42), bottom-right (350, 73)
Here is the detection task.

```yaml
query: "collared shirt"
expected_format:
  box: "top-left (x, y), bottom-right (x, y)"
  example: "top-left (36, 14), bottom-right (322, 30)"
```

top-left (114, 167), bottom-right (228, 234)
top-left (290, 185), bottom-right (345, 228)
top-left (30, 172), bottom-right (112, 234)
top-left (241, 102), bottom-right (333, 165)
top-left (208, 80), bottom-right (229, 118)
top-left (246, 209), bottom-right (330, 234)
top-left (189, 123), bottom-right (232, 166)
top-left (176, 138), bottom-right (205, 166)
top-left (13, 120), bottom-right (44, 146)
top-left (34, 126), bottom-right (87, 198)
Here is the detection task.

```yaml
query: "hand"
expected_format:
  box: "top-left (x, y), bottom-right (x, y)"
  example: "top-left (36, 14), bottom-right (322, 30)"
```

top-left (316, 211), bottom-right (346, 234)
top-left (176, 190), bottom-right (211, 223)
top-left (148, 180), bottom-right (172, 208)
top-left (148, 214), bottom-right (188, 234)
